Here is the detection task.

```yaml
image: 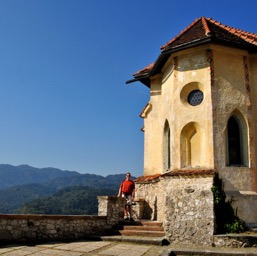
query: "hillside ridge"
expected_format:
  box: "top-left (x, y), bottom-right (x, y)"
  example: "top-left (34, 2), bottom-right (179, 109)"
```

top-left (0, 164), bottom-right (135, 214)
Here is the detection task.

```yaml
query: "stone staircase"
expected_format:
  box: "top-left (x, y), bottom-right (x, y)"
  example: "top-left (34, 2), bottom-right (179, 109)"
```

top-left (101, 220), bottom-right (169, 245)
top-left (114, 220), bottom-right (165, 237)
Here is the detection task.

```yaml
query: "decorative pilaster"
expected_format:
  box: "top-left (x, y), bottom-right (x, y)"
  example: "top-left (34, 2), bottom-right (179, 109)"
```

top-left (206, 49), bottom-right (214, 86)
top-left (243, 56), bottom-right (256, 190)
top-left (206, 49), bottom-right (217, 169)
top-left (174, 56), bottom-right (178, 78)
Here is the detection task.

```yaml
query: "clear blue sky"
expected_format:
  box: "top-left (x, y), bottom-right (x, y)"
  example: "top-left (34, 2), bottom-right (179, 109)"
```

top-left (0, 0), bottom-right (256, 177)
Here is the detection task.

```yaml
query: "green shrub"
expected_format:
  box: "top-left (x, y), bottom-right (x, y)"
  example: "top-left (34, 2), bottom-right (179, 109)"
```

top-left (225, 218), bottom-right (247, 233)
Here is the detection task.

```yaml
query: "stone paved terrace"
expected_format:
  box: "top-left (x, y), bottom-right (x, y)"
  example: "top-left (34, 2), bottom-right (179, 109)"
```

top-left (1, 240), bottom-right (257, 256)
top-left (0, 240), bottom-right (163, 256)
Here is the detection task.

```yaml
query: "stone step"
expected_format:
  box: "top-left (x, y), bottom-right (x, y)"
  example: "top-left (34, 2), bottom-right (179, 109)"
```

top-left (119, 229), bottom-right (166, 237)
top-left (118, 220), bottom-right (163, 226)
top-left (111, 220), bottom-right (166, 238)
top-left (100, 235), bottom-right (169, 246)
top-left (99, 220), bottom-right (169, 246)
top-left (118, 225), bottom-right (164, 231)
top-left (139, 220), bottom-right (163, 227)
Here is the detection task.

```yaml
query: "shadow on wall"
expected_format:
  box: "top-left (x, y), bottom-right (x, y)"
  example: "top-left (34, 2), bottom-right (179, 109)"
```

top-left (212, 174), bottom-right (247, 234)
top-left (142, 198), bottom-right (157, 220)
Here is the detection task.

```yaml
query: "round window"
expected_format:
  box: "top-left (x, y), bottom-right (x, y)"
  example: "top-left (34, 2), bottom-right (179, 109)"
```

top-left (188, 90), bottom-right (203, 106)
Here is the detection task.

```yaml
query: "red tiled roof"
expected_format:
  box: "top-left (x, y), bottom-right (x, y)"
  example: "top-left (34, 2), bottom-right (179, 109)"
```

top-left (162, 169), bottom-right (216, 177)
top-left (134, 174), bottom-right (161, 183)
top-left (128, 17), bottom-right (257, 86)
top-left (134, 169), bottom-right (216, 183)
top-left (134, 63), bottom-right (154, 76)
top-left (160, 17), bottom-right (257, 51)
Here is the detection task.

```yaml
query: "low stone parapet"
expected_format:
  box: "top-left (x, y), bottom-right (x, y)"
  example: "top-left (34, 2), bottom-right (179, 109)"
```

top-left (0, 196), bottom-right (145, 244)
top-left (0, 214), bottom-right (110, 244)
top-left (97, 196), bottom-right (146, 221)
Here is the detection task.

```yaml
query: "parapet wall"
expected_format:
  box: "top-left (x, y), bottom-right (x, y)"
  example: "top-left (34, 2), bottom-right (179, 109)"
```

top-left (0, 196), bottom-right (126, 244)
top-left (0, 214), bottom-right (110, 244)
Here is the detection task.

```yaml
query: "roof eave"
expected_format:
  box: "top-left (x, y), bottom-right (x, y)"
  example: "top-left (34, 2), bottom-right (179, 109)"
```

top-left (126, 36), bottom-right (257, 87)
top-left (126, 75), bottom-right (151, 87)
top-left (150, 37), bottom-right (212, 76)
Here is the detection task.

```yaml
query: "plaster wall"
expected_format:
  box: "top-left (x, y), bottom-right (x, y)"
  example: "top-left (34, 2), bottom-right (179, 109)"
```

top-left (249, 54), bottom-right (257, 192)
top-left (212, 46), bottom-right (255, 192)
top-left (226, 191), bottom-right (257, 227)
top-left (143, 76), bottom-right (163, 175)
top-left (143, 46), bottom-right (215, 176)
top-left (141, 44), bottom-right (257, 237)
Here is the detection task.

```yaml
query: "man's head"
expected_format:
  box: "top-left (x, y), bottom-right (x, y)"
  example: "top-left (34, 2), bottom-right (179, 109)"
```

top-left (126, 172), bottom-right (131, 180)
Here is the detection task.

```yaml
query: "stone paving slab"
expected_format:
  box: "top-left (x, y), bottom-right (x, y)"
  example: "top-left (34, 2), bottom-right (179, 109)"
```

top-left (0, 241), bottom-right (161, 256)
top-left (161, 245), bottom-right (257, 256)
top-left (98, 243), bottom-right (150, 256)
top-left (1, 240), bottom-right (257, 256)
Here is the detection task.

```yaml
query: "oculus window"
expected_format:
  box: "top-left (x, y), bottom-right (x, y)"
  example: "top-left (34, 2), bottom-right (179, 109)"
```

top-left (188, 90), bottom-right (204, 106)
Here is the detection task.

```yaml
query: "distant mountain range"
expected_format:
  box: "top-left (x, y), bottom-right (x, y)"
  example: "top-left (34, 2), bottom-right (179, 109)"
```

top-left (0, 164), bottom-right (133, 215)
top-left (0, 164), bottom-right (80, 189)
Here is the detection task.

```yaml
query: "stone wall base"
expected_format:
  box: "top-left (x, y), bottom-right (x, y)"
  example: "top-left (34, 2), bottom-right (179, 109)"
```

top-left (213, 234), bottom-right (257, 247)
top-left (135, 175), bottom-right (215, 246)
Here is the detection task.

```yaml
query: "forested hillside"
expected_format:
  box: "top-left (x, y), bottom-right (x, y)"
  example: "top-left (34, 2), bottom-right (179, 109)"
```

top-left (0, 164), bottom-right (133, 215)
top-left (18, 186), bottom-right (116, 215)
top-left (0, 184), bottom-right (55, 213)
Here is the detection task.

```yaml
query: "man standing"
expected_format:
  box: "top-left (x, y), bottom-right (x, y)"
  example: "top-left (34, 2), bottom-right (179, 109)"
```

top-left (117, 172), bottom-right (135, 220)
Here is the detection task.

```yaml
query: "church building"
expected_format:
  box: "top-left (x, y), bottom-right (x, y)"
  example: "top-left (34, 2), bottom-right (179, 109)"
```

top-left (127, 17), bottom-right (257, 245)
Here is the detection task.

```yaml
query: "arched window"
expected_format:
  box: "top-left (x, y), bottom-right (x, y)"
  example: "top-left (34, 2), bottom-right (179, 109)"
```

top-left (226, 113), bottom-right (248, 166)
top-left (180, 122), bottom-right (202, 168)
top-left (163, 120), bottom-right (171, 171)
top-left (227, 116), bottom-right (241, 165)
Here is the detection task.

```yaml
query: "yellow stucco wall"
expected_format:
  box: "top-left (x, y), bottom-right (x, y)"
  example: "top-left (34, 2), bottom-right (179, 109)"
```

top-left (213, 46), bottom-right (255, 191)
top-left (249, 53), bottom-right (257, 192)
top-left (143, 45), bottom-right (214, 176)
top-left (142, 44), bottom-right (257, 192)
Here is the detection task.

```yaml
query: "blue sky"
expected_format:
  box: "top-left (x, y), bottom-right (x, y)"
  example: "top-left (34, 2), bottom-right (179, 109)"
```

top-left (0, 0), bottom-right (256, 177)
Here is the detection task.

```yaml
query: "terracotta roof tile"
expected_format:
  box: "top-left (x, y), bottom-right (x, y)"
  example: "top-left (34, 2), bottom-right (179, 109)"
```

top-left (134, 169), bottom-right (216, 183)
top-left (129, 17), bottom-right (257, 83)
top-left (201, 16), bottom-right (211, 36)
top-left (162, 169), bottom-right (216, 177)
top-left (160, 17), bottom-right (205, 50)
top-left (161, 17), bottom-right (257, 51)
top-left (134, 174), bottom-right (161, 183)
top-left (133, 63), bottom-right (154, 77)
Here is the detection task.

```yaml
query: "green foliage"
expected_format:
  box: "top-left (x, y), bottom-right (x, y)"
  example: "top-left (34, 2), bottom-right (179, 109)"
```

top-left (225, 218), bottom-right (247, 234)
top-left (211, 175), bottom-right (247, 234)
top-left (18, 186), bottom-right (116, 215)
top-left (211, 185), bottom-right (224, 204)
top-left (0, 184), bottom-right (56, 213)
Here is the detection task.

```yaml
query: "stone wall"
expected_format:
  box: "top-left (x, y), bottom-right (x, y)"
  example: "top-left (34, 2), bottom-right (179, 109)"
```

top-left (98, 196), bottom-right (126, 224)
top-left (98, 196), bottom-right (145, 221)
top-left (0, 214), bottom-right (110, 244)
top-left (135, 174), bottom-right (215, 246)
top-left (0, 197), bottom-right (128, 244)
